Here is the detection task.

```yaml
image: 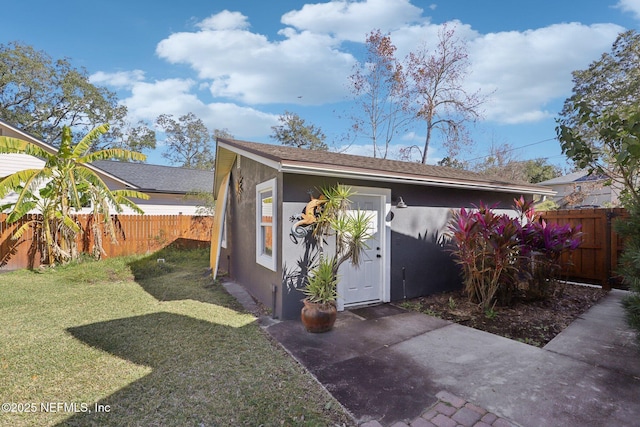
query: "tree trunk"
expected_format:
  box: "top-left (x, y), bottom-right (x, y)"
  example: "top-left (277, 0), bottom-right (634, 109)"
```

top-left (422, 123), bottom-right (433, 164)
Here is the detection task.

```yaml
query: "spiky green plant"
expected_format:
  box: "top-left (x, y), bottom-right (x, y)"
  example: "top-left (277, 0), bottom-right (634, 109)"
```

top-left (302, 184), bottom-right (373, 304)
top-left (0, 124), bottom-right (149, 264)
top-left (330, 209), bottom-right (372, 274)
top-left (302, 256), bottom-right (338, 306)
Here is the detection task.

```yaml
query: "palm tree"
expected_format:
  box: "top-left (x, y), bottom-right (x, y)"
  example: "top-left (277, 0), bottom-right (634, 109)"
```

top-left (0, 124), bottom-right (149, 265)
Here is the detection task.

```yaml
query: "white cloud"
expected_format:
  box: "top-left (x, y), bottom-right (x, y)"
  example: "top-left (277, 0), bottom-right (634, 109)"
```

top-left (156, 11), bottom-right (355, 105)
top-left (94, 1), bottom-right (630, 146)
top-left (152, 5), bottom-right (624, 127)
top-left (616, 0), bottom-right (640, 19)
top-left (390, 20), bottom-right (478, 58)
top-left (355, 19), bottom-right (622, 125)
top-left (89, 70), bottom-right (145, 89)
top-left (281, 0), bottom-right (425, 41)
top-left (122, 78), bottom-right (199, 120)
top-left (336, 142), bottom-right (415, 160)
top-left (120, 78), bottom-right (278, 137)
top-left (196, 10), bottom-right (250, 30)
top-left (466, 22), bottom-right (625, 124)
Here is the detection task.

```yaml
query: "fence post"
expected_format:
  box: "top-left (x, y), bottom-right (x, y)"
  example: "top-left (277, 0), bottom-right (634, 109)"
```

top-left (604, 210), bottom-right (614, 290)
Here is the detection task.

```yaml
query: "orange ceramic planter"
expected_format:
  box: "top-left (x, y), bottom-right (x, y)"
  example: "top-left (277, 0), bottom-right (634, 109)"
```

top-left (300, 299), bottom-right (337, 333)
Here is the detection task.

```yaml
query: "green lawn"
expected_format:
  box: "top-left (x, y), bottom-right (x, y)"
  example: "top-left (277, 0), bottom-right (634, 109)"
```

top-left (0, 248), bottom-right (352, 426)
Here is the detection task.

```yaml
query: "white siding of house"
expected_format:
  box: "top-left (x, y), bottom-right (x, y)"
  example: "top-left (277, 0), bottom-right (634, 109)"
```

top-left (0, 153), bottom-right (45, 175)
top-left (128, 193), bottom-right (206, 216)
top-left (0, 154), bottom-right (46, 209)
top-left (1, 153), bottom-right (207, 216)
top-left (549, 181), bottom-right (618, 207)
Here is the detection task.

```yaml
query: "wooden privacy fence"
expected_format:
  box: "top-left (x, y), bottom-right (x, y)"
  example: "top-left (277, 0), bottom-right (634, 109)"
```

top-left (540, 208), bottom-right (628, 289)
top-left (1, 213), bottom-right (212, 271)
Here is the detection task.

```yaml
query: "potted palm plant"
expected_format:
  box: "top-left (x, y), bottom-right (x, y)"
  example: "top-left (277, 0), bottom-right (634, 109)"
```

top-left (300, 184), bottom-right (373, 333)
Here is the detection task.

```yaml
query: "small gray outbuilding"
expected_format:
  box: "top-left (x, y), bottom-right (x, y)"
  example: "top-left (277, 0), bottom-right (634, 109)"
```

top-left (211, 138), bottom-right (553, 320)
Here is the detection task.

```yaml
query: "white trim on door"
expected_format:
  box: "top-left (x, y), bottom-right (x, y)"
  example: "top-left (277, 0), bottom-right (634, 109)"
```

top-left (337, 186), bottom-right (391, 311)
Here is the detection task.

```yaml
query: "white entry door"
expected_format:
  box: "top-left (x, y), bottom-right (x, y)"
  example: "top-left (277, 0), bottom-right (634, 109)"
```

top-left (339, 192), bottom-right (385, 308)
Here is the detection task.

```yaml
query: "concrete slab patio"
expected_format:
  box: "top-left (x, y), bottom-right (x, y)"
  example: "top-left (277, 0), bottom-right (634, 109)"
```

top-left (227, 281), bottom-right (640, 426)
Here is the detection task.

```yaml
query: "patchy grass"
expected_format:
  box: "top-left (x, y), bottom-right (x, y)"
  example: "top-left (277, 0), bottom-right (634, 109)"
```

top-left (0, 248), bottom-right (353, 427)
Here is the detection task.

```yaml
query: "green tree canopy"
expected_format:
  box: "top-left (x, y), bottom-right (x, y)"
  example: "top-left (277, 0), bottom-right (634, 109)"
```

top-left (270, 111), bottom-right (328, 151)
top-left (213, 128), bottom-right (234, 141)
top-left (557, 30), bottom-right (640, 205)
top-left (521, 159), bottom-right (562, 184)
top-left (472, 143), bottom-right (561, 183)
top-left (0, 41), bottom-right (155, 154)
top-left (558, 30), bottom-right (640, 167)
top-left (437, 156), bottom-right (468, 169)
top-left (558, 105), bottom-right (640, 206)
top-left (156, 112), bottom-right (215, 170)
top-left (0, 124), bottom-right (149, 264)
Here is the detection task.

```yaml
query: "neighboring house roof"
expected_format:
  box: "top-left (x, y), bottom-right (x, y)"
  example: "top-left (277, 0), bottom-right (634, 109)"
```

top-left (539, 170), bottom-right (605, 186)
top-left (539, 170), bottom-right (587, 185)
top-left (0, 119), bottom-right (137, 189)
top-left (538, 170), bottom-right (616, 208)
top-left (215, 138), bottom-right (554, 197)
top-left (0, 119), bottom-right (213, 195)
top-left (93, 160), bottom-right (213, 194)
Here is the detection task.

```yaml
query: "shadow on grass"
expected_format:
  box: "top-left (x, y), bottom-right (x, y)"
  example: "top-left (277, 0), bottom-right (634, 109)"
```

top-left (61, 312), bottom-right (264, 426)
top-left (51, 246), bottom-right (350, 426)
top-left (125, 243), bottom-right (243, 310)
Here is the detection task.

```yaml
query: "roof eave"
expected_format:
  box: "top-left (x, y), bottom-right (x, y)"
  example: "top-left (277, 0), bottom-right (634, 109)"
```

top-left (280, 162), bottom-right (555, 196)
top-left (217, 139), bottom-right (280, 170)
top-left (135, 189), bottom-right (189, 195)
top-left (215, 139), bottom-right (554, 196)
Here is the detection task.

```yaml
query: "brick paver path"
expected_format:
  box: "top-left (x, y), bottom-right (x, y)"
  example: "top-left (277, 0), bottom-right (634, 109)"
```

top-left (361, 391), bottom-right (519, 427)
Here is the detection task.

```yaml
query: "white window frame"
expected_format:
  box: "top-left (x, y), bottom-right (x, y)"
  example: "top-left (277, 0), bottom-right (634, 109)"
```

top-left (256, 178), bottom-right (277, 271)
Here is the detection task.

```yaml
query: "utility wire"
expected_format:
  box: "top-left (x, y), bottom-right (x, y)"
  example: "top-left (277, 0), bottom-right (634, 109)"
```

top-left (464, 137), bottom-right (557, 163)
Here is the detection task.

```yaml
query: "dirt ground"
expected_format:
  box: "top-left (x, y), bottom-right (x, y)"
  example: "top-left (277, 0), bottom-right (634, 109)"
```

top-left (400, 282), bottom-right (609, 347)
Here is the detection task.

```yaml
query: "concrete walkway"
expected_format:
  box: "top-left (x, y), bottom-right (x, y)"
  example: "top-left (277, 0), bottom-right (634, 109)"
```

top-left (226, 282), bottom-right (640, 426)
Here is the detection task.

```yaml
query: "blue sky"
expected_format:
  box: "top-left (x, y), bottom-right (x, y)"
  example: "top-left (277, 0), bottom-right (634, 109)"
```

top-left (3, 0), bottom-right (640, 169)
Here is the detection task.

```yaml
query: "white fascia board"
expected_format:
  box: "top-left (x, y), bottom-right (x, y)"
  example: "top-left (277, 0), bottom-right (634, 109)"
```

top-left (217, 141), bottom-right (281, 171)
top-left (280, 163), bottom-right (555, 196)
top-left (87, 165), bottom-right (141, 189)
top-left (86, 166), bottom-right (141, 190)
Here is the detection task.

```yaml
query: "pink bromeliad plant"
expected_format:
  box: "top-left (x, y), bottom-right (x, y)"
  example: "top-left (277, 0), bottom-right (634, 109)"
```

top-left (448, 198), bottom-right (582, 309)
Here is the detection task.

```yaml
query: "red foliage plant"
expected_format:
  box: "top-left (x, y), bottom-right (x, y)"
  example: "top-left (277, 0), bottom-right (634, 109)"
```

top-left (448, 198), bottom-right (582, 309)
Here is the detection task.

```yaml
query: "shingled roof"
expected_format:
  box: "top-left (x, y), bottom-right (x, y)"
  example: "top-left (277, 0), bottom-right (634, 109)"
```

top-left (93, 160), bottom-right (213, 194)
top-left (216, 138), bottom-right (553, 196)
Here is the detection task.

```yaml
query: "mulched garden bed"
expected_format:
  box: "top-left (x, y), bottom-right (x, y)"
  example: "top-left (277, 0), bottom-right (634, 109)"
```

top-left (400, 281), bottom-right (609, 347)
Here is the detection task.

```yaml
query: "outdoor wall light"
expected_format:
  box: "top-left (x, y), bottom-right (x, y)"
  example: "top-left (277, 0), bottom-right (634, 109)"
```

top-left (396, 197), bottom-right (408, 208)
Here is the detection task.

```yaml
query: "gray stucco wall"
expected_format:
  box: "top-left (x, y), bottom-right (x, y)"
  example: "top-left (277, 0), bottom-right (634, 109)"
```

top-left (385, 183), bottom-right (518, 301)
top-left (281, 175), bottom-right (524, 317)
top-left (223, 161), bottom-right (531, 320)
top-left (280, 175), bottom-right (346, 319)
top-left (220, 155), bottom-right (282, 316)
